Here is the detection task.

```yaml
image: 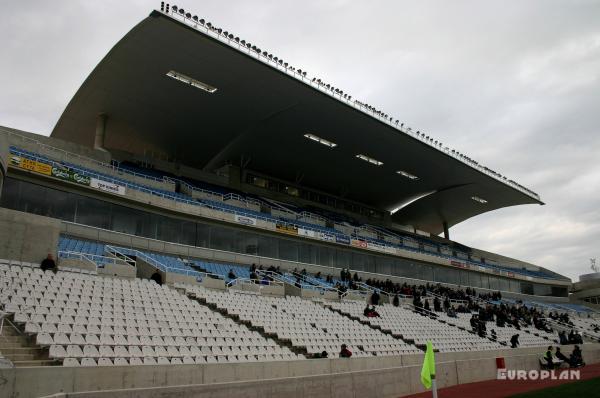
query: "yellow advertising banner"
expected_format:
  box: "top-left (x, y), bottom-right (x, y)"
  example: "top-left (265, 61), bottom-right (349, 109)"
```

top-left (10, 156), bottom-right (52, 175)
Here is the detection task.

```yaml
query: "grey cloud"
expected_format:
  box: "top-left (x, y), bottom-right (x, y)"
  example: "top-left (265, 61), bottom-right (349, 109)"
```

top-left (2, 0), bottom-right (599, 280)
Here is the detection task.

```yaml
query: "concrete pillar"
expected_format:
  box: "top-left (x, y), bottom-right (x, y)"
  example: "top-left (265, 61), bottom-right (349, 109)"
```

top-left (443, 221), bottom-right (450, 240)
top-left (94, 113), bottom-right (107, 151)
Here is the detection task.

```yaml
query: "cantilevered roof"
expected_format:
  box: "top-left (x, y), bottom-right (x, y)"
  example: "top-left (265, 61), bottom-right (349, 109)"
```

top-left (52, 9), bottom-right (543, 235)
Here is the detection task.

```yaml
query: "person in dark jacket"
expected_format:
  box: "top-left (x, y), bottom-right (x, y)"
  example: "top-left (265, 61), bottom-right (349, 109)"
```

top-left (393, 294), bottom-right (400, 307)
top-left (40, 253), bottom-right (57, 272)
top-left (371, 290), bottom-right (380, 306)
top-left (510, 334), bottom-right (520, 348)
top-left (339, 344), bottom-right (352, 358)
top-left (150, 269), bottom-right (162, 285)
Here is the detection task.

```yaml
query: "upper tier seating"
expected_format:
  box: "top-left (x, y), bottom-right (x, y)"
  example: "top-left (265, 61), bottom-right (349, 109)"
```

top-left (9, 146), bottom-right (562, 280)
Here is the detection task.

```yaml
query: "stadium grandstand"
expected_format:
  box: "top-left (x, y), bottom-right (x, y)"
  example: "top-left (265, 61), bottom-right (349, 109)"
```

top-left (0, 3), bottom-right (599, 398)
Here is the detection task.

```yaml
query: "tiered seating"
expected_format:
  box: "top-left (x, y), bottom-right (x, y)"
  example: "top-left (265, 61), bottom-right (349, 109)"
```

top-left (435, 312), bottom-right (556, 348)
top-left (184, 285), bottom-right (420, 357)
top-left (0, 262), bottom-right (301, 366)
top-left (9, 147), bottom-right (564, 281)
top-left (329, 301), bottom-right (503, 353)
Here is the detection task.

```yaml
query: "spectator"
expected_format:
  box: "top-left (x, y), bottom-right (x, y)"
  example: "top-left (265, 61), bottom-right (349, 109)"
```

top-left (544, 346), bottom-right (556, 369)
top-left (558, 331), bottom-right (568, 345)
top-left (447, 306), bottom-right (457, 318)
top-left (555, 347), bottom-right (569, 367)
top-left (371, 290), bottom-right (380, 306)
top-left (424, 299), bottom-right (431, 312)
top-left (433, 297), bottom-right (441, 312)
top-left (353, 272), bottom-right (359, 282)
top-left (250, 271), bottom-right (258, 281)
top-left (510, 334), bottom-right (520, 348)
top-left (40, 253), bottom-right (57, 273)
top-left (150, 269), bottom-right (162, 285)
top-left (320, 351), bottom-right (328, 359)
top-left (570, 345), bottom-right (585, 368)
top-left (339, 344), bottom-right (352, 358)
top-left (228, 269), bottom-right (236, 280)
top-left (392, 294), bottom-right (400, 307)
top-left (340, 268), bottom-right (346, 282)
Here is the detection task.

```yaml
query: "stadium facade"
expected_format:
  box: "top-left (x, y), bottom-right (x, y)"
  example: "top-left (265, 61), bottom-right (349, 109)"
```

top-left (3, 5), bottom-right (600, 398)
top-left (0, 7), bottom-right (572, 298)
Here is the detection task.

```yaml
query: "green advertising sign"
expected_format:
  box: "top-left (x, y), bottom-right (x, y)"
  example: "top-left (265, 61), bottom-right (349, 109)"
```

top-left (51, 166), bottom-right (91, 186)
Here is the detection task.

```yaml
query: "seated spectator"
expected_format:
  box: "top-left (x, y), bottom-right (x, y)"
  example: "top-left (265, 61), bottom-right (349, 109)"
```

top-left (228, 269), bottom-right (236, 279)
top-left (555, 347), bottom-right (569, 367)
top-left (447, 306), bottom-right (457, 318)
top-left (545, 346), bottom-right (558, 369)
top-left (150, 269), bottom-right (162, 285)
top-left (570, 345), bottom-right (585, 368)
top-left (558, 331), bottom-right (568, 345)
top-left (40, 253), bottom-right (57, 273)
top-left (339, 344), bottom-right (352, 358)
top-left (510, 334), bottom-right (520, 348)
top-left (320, 351), bottom-right (328, 359)
top-left (393, 294), bottom-right (400, 307)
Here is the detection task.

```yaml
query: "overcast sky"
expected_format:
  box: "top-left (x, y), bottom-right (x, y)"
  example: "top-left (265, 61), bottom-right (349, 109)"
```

top-left (1, 1), bottom-right (599, 281)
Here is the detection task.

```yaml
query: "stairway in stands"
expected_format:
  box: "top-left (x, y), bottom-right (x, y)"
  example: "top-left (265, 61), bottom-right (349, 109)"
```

top-left (186, 292), bottom-right (309, 358)
top-left (0, 317), bottom-right (57, 367)
top-left (324, 304), bottom-right (424, 352)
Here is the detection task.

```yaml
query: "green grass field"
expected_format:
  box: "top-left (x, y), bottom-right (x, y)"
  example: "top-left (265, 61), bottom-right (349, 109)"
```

top-left (509, 377), bottom-right (600, 397)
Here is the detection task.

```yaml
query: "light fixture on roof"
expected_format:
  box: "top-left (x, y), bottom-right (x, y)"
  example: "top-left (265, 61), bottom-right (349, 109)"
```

top-left (471, 196), bottom-right (488, 204)
top-left (356, 154), bottom-right (383, 166)
top-left (303, 133), bottom-right (337, 148)
top-left (166, 70), bottom-right (217, 93)
top-left (396, 170), bottom-right (419, 180)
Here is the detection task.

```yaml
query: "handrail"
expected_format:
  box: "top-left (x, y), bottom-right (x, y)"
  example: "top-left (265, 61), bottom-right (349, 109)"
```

top-left (3, 129), bottom-right (169, 184)
top-left (58, 250), bottom-right (131, 267)
top-left (105, 245), bottom-right (224, 280)
top-left (226, 277), bottom-right (284, 288)
top-left (8, 147), bottom-right (562, 282)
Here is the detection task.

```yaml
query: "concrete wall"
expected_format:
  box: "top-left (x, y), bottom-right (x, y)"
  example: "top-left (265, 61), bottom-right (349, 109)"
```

top-left (2, 344), bottom-right (597, 398)
top-left (58, 258), bottom-right (96, 272)
top-left (0, 208), bottom-right (61, 264)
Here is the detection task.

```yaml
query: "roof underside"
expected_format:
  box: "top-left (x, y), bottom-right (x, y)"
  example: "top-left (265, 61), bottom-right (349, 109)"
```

top-left (52, 10), bottom-right (543, 235)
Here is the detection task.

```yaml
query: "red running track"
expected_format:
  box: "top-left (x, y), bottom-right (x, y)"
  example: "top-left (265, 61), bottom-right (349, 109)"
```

top-left (402, 363), bottom-right (600, 398)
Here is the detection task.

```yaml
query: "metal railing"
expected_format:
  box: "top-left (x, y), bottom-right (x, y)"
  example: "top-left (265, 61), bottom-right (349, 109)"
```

top-left (58, 250), bottom-right (131, 268)
top-left (105, 245), bottom-right (224, 280)
top-left (9, 147), bottom-right (559, 282)
top-left (3, 128), bottom-right (170, 184)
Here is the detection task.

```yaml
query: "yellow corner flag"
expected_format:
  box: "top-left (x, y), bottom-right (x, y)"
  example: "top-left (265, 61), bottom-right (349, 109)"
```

top-left (421, 341), bottom-right (436, 389)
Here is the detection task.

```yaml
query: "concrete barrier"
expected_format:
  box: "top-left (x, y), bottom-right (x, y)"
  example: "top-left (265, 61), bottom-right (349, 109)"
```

top-left (3, 344), bottom-right (598, 398)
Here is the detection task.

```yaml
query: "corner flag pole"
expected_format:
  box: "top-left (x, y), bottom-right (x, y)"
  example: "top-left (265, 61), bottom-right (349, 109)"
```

top-left (421, 341), bottom-right (438, 398)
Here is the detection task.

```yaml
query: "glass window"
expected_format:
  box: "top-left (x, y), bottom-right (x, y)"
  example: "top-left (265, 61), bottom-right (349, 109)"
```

top-left (111, 204), bottom-right (144, 236)
top-left (279, 238), bottom-right (298, 262)
top-left (75, 196), bottom-right (110, 230)
top-left (0, 177), bottom-right (20, 211)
